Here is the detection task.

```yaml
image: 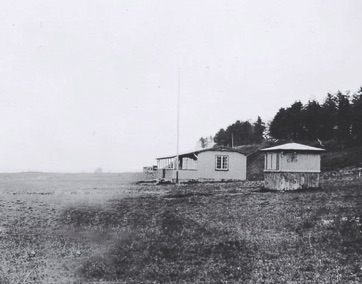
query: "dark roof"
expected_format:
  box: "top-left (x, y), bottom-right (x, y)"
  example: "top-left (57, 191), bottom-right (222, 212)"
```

top-left (260, 142), bottom-right (325, 152)
top-left (233, 144), bottom-right (263, 156)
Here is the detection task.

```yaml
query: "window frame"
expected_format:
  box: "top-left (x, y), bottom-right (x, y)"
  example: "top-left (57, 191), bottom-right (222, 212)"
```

top-left (215, 155), bottom-right (229, 171)
top-left (265, 152), bottom-right (280, 171)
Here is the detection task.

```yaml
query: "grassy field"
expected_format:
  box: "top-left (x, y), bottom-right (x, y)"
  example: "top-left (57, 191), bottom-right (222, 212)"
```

top-left (0, 173), bottom-right (361, 283)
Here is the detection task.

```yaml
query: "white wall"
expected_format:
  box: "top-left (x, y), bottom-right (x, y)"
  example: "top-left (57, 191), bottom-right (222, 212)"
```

top-left (197, 151), bottom-right (246, 180)
top-left (279, 153), bottom-right (321, 172)
top-left (264, 152), bottom-right (321, 172)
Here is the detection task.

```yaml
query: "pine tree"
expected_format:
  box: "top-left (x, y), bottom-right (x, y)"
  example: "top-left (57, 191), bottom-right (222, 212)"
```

top-left (253, 116), bottom-right (266, 143)
top-left (320, 93), bottom-right (338, 140)
top-left (336, 91), bottom-right (352, 147)
top-left (351, 87), bottom-right (362, 144)
top-left (269, 107), bottom-right (288, 139)
top-left (304, 100), bottom-right (322, 141)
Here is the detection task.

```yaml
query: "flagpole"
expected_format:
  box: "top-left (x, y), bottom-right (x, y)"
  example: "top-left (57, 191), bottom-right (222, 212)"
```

top-left (176, 67), bottom-right (180, 184)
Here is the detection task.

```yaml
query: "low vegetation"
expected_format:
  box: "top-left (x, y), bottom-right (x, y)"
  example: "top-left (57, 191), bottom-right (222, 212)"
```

top-left (322, 146), bottom-right (362, 171)
top-left (0, 173), bottom-right (361, 283)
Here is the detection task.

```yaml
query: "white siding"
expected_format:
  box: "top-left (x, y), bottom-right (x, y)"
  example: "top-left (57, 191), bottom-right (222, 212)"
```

top-left (279, 153), bottom-right (320, 172)
top-left (197, 151), bottom-right (246, 180)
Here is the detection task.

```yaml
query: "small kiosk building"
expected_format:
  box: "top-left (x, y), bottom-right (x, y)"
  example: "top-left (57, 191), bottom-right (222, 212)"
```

top-left (260, 143), bottom-right (325, 190)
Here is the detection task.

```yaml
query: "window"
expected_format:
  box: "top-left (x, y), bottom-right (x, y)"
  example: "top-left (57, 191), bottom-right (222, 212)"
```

top-left (216, 155), bottom-right (228, 171)
top-left (265, 153), bottom-right (279, 170)
top-left (182, 157), bottom-right (197, 170)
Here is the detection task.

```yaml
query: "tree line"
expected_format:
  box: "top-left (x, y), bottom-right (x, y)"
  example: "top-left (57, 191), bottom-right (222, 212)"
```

top-left (210, 116), bottom-right (266, 147)
top-left (200, 86), bottom-right (362, 148)
top-left (269, 87), bottom-right (362, 147)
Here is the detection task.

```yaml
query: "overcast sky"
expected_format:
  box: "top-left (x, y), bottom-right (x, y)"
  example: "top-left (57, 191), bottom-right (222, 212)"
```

top-left (1, 0), bottom-right (361, 172)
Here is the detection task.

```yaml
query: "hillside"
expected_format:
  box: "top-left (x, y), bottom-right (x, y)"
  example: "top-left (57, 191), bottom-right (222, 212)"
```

top-left (321, 146), bottom-right (362, 171)
top-left (246, 151), bottom-right (265, 180)
top-left (232, 145), bottom-right (264, 181)
top-left (246, 144), bottom-right (362, 180)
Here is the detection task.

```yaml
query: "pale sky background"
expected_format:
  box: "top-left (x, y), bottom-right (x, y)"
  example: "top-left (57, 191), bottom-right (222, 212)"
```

top-left (1, 0), bottom-right (362, 173)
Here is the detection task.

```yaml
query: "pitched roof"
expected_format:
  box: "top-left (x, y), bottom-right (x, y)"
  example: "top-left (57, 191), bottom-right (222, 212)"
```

top-left (260, 142), bottom-right (325, 152)
top-left (156, 146), bottom-right (245, 160)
